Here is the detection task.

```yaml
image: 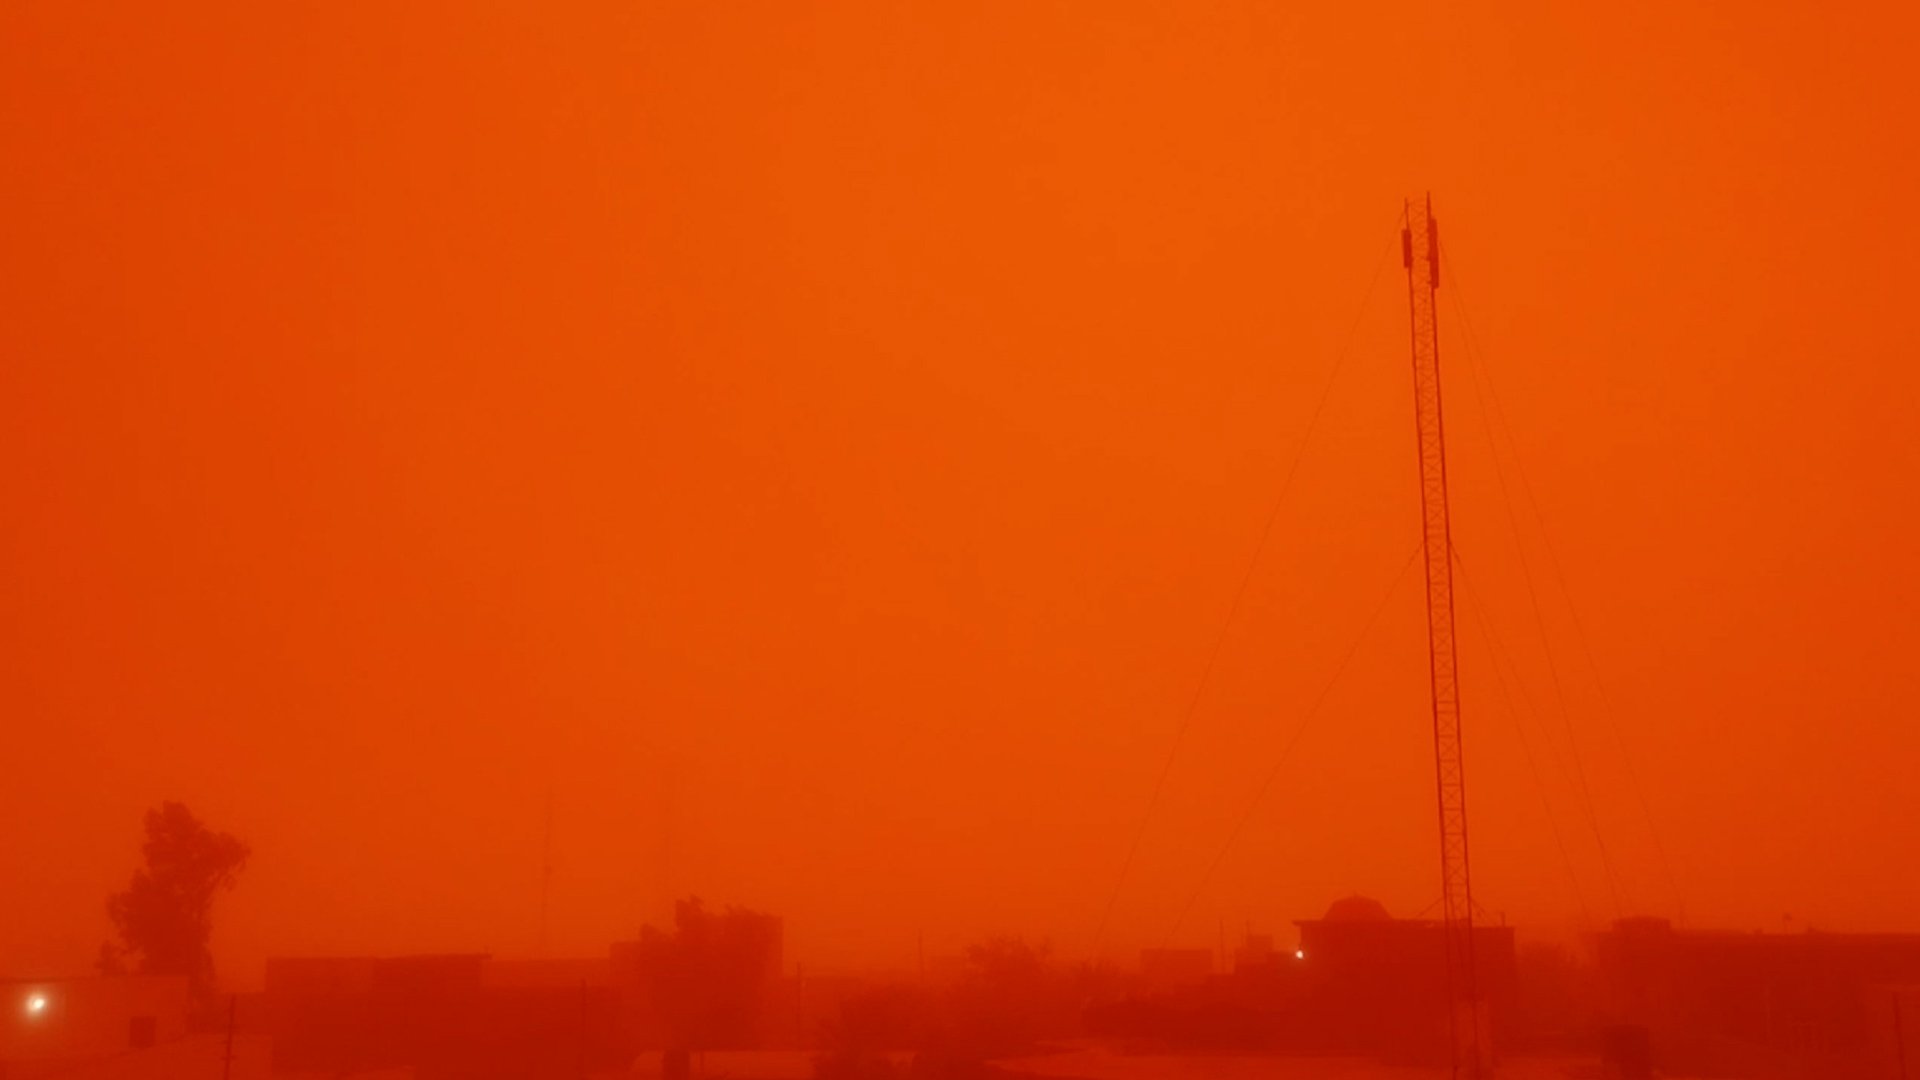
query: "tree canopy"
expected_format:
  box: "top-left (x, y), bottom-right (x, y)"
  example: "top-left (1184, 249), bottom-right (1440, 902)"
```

top-left (99, 801), bottom-right (250, 1013)
top-left (633, 897), bottom-right (782, 1051)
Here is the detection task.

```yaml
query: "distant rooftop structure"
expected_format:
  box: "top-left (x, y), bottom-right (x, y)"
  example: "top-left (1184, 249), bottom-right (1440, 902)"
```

top-left (1597, 916), bottom-right (1920, 1077)
top-left (264, 954), bottom-right (628, 1078)
top-left (1233, 933), bottom-right (1276, 972)
top-left (1291, 895), bottom-right (1518, 1062)
top-left (1320, 895), bottom-right (1393, 923)
top-left (1139, 948), bottom-right (1212, 988)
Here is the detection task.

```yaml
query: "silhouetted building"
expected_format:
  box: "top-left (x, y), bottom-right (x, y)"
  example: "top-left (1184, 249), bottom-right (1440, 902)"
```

top-left (1138, 949), bottom-right (1212, 990)
top-left (609, 904), bottom-right (785, 1051)
top-left (774, 971), bottom-right (874, 1050)
top-left (0, 975), bottom-right (188, 1068)
top-left (1597, 916), bottom-right (1920, 1078)
top-left (1232, 933), bottom-right (1277, 973)
top-left (1288, 895), bottom-right (1517, 1062)
top-left (1086, 896), bottom-right (1516, 1062)
top-left (483, 957), bottom-right (613, 990)
top-left (265, 954), bottom-right (628, 1080)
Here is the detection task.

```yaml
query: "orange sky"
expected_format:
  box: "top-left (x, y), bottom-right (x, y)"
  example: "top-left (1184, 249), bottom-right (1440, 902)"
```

top-left (4, 2), bottom-right (1919, 987)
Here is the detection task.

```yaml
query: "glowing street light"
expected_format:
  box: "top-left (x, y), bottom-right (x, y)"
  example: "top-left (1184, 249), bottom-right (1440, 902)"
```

top-left (1293, 949), bottom-right (1306, 960)
top-left (24, 993), bottom-right (48, 1017)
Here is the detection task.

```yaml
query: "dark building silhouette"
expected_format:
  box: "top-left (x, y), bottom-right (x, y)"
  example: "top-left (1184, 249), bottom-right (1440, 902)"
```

top-left (0, 976), bottom-right (188, 1068)
top-left (1232, 933), bottom-right (1277, 972)
top-left (1597, 916), bottom-right (1920, 1078)
top-left (1289, 895), bottom-right (1518, 1062)
top-left (266, 912), bottom-right (788, 1078)
top-left (265, 954), bottom-right (627, 1080)
top-left (1087, 896), bottom-right (1516, 1063)
top-left (1138, 949), bottom-right (1212, 991)
top-left (608, 905), bottom-right (785, 1050)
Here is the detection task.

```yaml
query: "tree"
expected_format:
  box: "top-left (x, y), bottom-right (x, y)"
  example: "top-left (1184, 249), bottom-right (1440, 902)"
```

top-left (814, 983), bottom-right (927, 1080)
top-left (943, 936), bottom-right (1072, 1058)
top-left (99, 802), bottom-right (250, 1016)
top-left (633, 897), bottom-right (782, 1051)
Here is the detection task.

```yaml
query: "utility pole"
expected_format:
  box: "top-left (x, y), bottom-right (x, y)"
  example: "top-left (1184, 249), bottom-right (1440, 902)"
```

top-left (221, 993), bottom-right (237, 1080)
top-left (578, 978), bottom-right (589, 1080)
top-left (1894, 991), bottom-right (1910, 1080)
top-left (541, 785), bottom-right (554, 953)
top-left (1402, 194), bottom-right (1487, 1078)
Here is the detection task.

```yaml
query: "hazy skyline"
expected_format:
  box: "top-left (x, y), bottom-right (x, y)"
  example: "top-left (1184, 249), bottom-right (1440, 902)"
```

top-left (4, 1), bottom-right (1918, 986)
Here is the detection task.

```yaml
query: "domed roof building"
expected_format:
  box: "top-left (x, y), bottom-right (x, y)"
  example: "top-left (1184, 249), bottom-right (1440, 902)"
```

top-left (1289, 894), bottom-right (1518, 1059)
top-left (1321, 894), bottom-right (1393, 923)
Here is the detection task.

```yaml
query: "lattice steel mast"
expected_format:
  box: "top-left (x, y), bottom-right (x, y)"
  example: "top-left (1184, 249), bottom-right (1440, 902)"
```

top-left (1402, 194), bottom-right (1487, 1078)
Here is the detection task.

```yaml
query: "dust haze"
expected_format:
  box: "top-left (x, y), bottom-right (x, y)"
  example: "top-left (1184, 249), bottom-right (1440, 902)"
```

top-left (4, 3), bottom-right (1919, 1078)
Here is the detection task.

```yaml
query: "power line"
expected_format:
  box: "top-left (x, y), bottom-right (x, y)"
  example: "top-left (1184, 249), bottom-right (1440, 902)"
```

top-left (1440, 241), bottom-right (1684, 922)
top-left (1090, 217), bottom-right (1405, 953)
top-left (1453, 545), bottom-right (1595, 930)
top-left (1163, 538), bottom-right (1423, 944)
top-left (1436, 242), bottom-right (1629, 917)
top-left (1451, 543), bottom-right (1623, 917)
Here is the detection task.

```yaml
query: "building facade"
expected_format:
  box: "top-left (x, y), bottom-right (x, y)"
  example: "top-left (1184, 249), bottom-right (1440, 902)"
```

top-left (1289, 895), bottom-right (1518, 1063)
top-left (0, 975), bottom-right (189, 1068)
top-left (1597, 916), bottom-right (1920, 1078)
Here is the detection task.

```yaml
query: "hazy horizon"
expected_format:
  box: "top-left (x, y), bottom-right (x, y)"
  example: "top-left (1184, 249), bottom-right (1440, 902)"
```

top-left (5, 1), bottom-right (1919, 990)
